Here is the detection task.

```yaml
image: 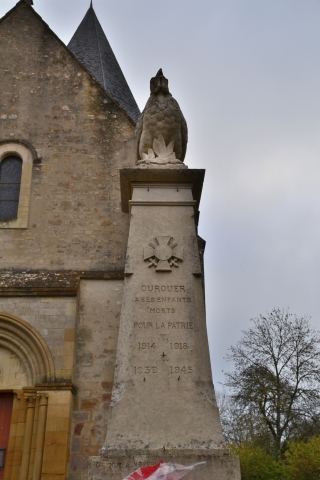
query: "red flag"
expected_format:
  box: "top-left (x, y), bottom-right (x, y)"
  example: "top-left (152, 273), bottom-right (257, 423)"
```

top-left (124, 460), bottom-right (205, 480)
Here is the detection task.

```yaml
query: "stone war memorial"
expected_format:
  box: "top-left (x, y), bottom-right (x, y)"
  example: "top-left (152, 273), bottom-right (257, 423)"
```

top-left (0, 1), bottom-right (240, 480)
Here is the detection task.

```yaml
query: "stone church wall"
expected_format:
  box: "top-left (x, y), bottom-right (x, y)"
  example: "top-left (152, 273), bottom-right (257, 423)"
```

top-left (0, 280), bottom-right (123, 480)
top-left (0, 294), bottom-right (77, 476)
top-left (0, 296), bottom-right (77, 382)
top-left (0, 3), bottom-right (135, 272)
top-left (0, 3), bottom-right (135, 479)
top-left (70, 280), bottom-right (123, 480)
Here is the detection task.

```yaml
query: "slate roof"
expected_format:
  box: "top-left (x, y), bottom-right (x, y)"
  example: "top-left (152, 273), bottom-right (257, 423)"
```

top-left (68, 3), bottom-right (140, 123)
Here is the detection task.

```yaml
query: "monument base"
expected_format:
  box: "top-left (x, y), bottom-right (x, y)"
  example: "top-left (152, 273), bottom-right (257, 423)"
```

top-left (89, 450), bottom-right (240, 480)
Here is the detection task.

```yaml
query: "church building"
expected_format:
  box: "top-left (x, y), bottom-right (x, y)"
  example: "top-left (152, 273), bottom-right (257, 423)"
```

top-left (0, 1), bottom-right (140, 478)
top-left (0, 1), bottom-right (238, 480)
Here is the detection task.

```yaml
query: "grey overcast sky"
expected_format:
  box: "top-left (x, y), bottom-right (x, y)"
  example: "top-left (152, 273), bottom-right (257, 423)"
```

top-left (1, 0), bottom-right (320, 386)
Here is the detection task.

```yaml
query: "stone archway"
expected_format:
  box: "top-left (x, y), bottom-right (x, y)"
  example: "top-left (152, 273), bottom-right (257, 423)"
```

top-left (0, 312), bottom-right (58, 480)
top-left (0, 311), bottom-right (55, 386)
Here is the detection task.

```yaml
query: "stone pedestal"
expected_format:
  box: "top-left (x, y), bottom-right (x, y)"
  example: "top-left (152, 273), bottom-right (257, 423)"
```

top-left (89, 451), bottom-right (240, 480)
top-left (89, 167), bottom-right (240, 480)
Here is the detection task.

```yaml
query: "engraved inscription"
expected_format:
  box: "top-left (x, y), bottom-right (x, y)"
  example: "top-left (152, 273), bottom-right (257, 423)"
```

top-left (147, 307), bottom-right (176, 314)
top-left (134, 321), bottom-right (153, 329)
top-left (141, 285), bottom-right (185, 292)
top-left (137, 286), bottom-right (192, 314)
top-left (169, 366), bottom-right (193, 374)
top-left (133, 282), bottom-right (194, 378)
top-left (136, 297), bottom-right (191, 303)
top-left (138, 342), bottom-right (156, 349)
top-left (132, 365), bottom-right (196, 375)
top-left (133, 366), bottom-right (158, 374)
top-left (168, 322), bottom-right (193, 329)
top-left (155, 322), bottom-right (166, 329)
top-left (133, 321), bottom-right (194, 329)
top-left (94, 460), bottom-right (159, 469)
top-left (170, 343), bottom-right (188, 349)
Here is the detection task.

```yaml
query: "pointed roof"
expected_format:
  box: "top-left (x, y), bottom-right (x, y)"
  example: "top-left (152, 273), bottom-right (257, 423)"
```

top-left (68, 4), bottom-right (140, 123)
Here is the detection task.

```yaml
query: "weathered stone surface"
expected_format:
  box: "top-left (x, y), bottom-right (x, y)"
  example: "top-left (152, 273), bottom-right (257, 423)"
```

top-left (70, 279), bottom-right (124, 479)
top-left (89, 168), bottom-right (240, 479)
top-left (136, 70), bottom-right (188, 163)
top-left (0, 2), bottom-right (135, 271)
top-left (101, 171), bottom-right (223, 453)
top-left (0, 270), bottom-right (80, 295)
top-left (0, 346), bottom-right (28, 388)
top-left (119, 168), bottom-right (205, 215)
top-left (0, 296), bottom-right (77, 381)
top-left (90, 453), bottom-right (240, 480)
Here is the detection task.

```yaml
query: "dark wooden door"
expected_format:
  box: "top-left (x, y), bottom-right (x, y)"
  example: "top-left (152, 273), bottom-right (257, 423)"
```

top-left (0, 393), bottom-right (14, 480)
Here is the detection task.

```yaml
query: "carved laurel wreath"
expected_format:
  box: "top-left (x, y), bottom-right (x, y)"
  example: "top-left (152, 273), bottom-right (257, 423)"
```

top-left (137, 135), bottom-right (183, 165)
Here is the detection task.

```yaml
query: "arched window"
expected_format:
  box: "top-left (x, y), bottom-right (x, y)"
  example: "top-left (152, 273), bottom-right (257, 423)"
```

top-left (0, 156), bottom-right (22, 221)
top-left (0, 142), bottom-right (36, 229)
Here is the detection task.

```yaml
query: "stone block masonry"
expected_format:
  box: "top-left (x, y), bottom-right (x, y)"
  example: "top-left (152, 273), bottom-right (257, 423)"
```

top-left (0, 296), bottom-right (77, 382)
top-left (4, 387), bottom-right (73, 480)
top-left (70, 280), bottom-right (123, 480)
top-left (0, 279), bottom-right (124, 480)
top-left (0, 2), bottom-right (135, 271)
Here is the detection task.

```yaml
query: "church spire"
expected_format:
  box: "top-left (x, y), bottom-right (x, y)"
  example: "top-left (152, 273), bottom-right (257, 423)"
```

top-left (68, 5), bottom-right (140, 122)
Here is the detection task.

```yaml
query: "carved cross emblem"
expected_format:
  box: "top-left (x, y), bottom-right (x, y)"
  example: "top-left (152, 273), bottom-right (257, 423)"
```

top-left (144, 236), bottom-right (183, 272)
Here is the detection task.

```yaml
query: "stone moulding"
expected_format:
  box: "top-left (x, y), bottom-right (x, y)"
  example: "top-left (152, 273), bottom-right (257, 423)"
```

top-left (128, 199), bottom-right (197, 214)
top-left (120, 168), bottom-right (205, 216)
top-left (0, 311), bottom-right (56, 385)
top-left (0, 270), bottom-right (125, 296)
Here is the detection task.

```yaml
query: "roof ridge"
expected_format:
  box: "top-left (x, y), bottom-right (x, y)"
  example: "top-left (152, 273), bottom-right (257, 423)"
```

top-left (92, 8), bottom-right (106, 90)
top-left (68, 5), bottom-right (140, 123)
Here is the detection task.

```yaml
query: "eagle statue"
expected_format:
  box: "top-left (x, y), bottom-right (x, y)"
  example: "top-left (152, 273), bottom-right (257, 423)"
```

top-left (135, 69), bottom-right (188, 164)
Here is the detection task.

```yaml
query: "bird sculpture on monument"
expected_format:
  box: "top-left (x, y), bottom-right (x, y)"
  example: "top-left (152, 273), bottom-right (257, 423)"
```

top-left (136, 69), bottom-right (188, 165)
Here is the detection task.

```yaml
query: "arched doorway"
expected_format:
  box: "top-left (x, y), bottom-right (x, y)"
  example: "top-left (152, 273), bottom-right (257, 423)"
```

top-left (0, 312), bottom-right (58, 480)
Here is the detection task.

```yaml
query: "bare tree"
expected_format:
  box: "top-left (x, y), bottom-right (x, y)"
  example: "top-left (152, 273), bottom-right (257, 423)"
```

top-left (216, 389), bottom-right (274, 451)
top-left (224, 308), bottom-right (320, 458)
